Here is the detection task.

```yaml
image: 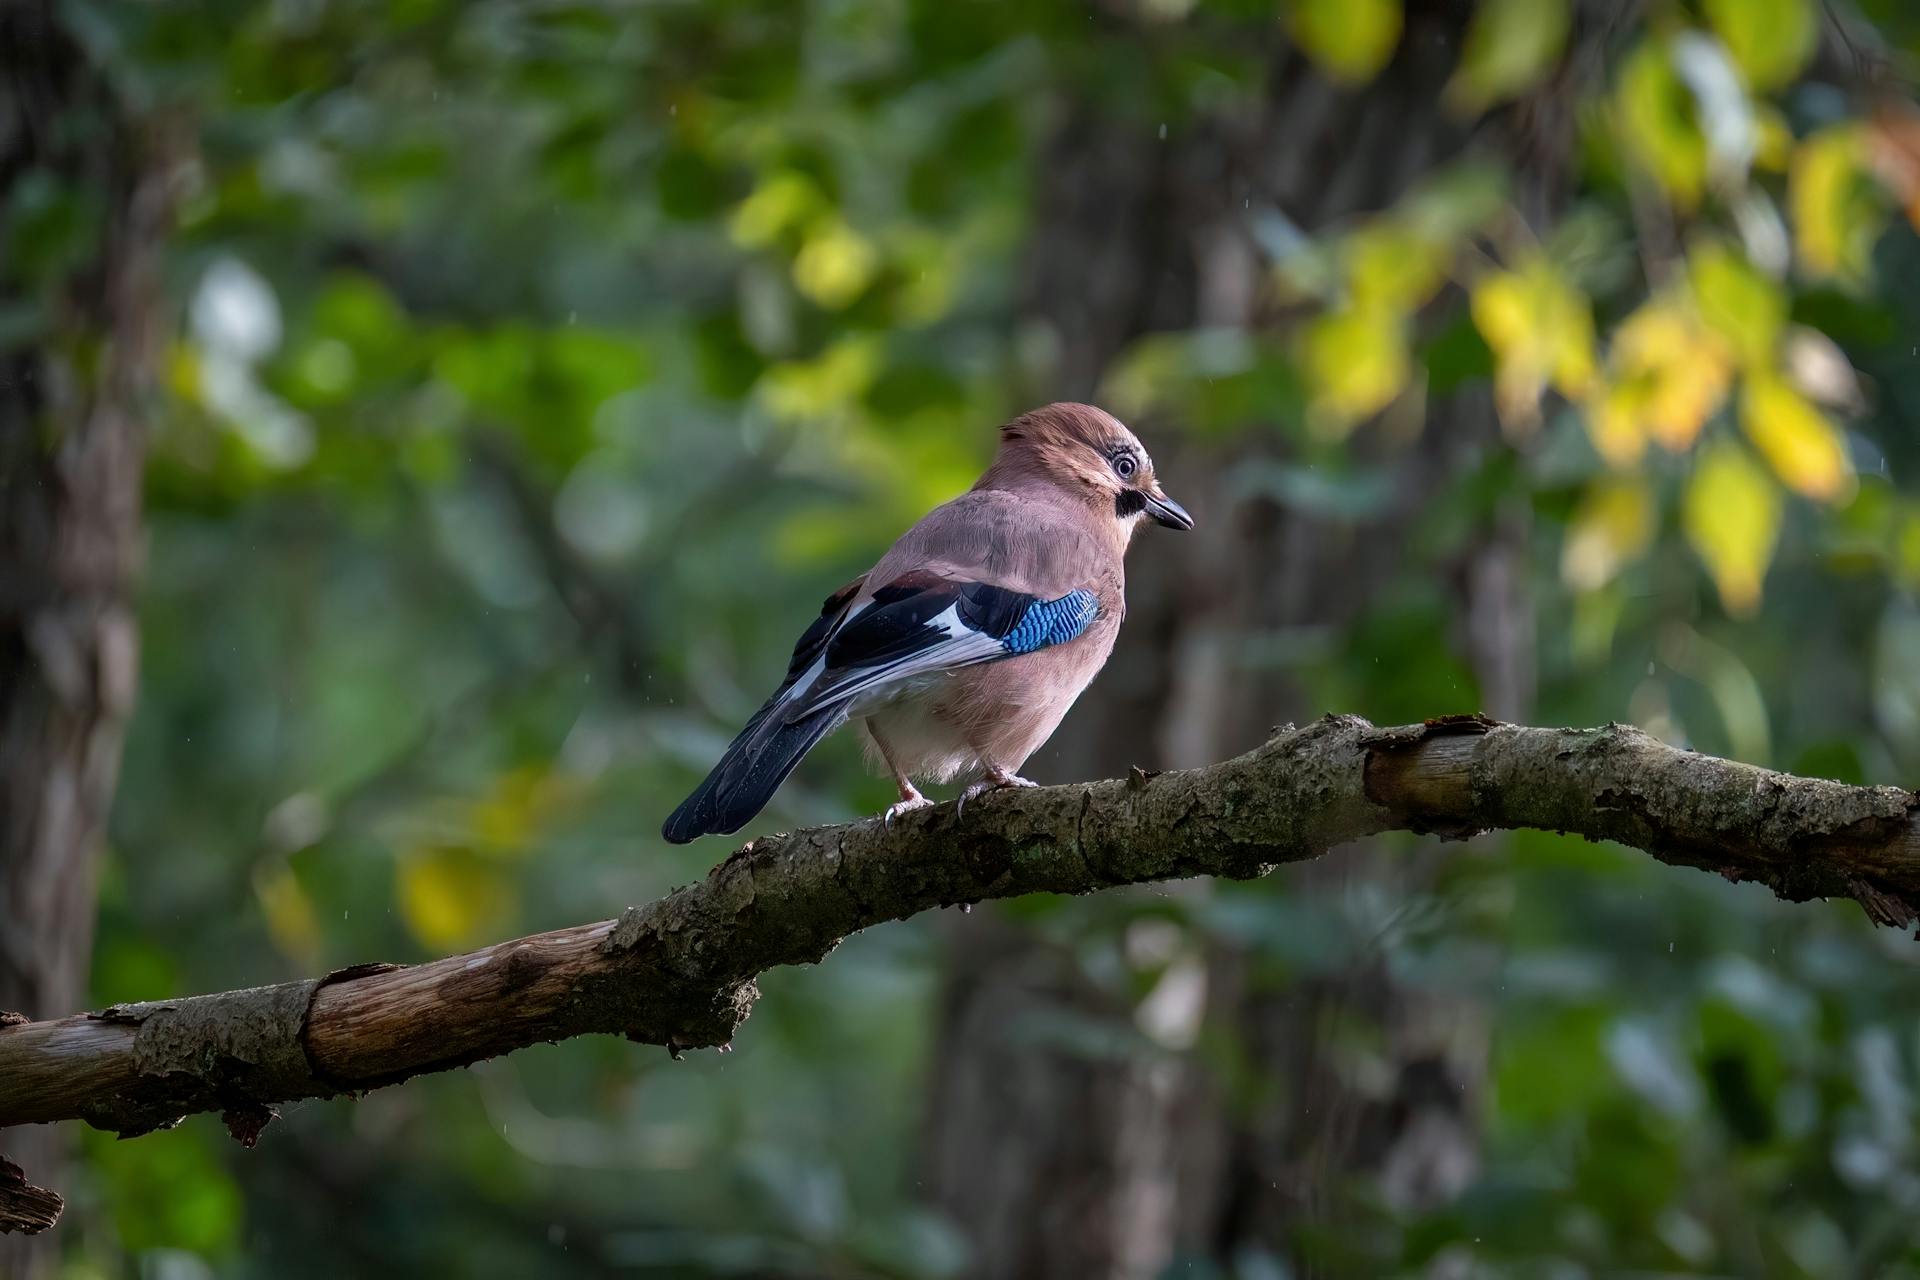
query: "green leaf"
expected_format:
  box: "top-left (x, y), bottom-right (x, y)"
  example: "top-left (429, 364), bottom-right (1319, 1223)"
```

top-left (1446, 0), bottom-right (1571, 112)
top-left (1792, 126), bottom-right (1885, 284)
top-left (1685, 442), bottom-right (1781, 615)
top-left (1703, 0), bottom-right (1815, 90)
top-left (1688, 239), bottom-right (1785, 367)
top-left (1617, 38), bottom-right (1708, 207)
top-left (1290, 0), bottom-right (1402, 84)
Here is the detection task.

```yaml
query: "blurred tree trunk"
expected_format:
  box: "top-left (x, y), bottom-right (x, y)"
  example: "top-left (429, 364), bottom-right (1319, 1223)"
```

top-left (0, 4), bottom-right (162, 1273)
top-left (921, 6), bottom-right (1621, 1275)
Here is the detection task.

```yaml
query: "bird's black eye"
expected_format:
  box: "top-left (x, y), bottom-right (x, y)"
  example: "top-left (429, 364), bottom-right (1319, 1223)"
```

top-left (1113, 452), bottom-right (1138, 479)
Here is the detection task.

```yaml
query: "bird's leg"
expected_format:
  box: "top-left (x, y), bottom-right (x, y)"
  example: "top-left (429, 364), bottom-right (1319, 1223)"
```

top-left (868, 720), bottom-right (934, 828)
top-left (986, 763), bottom-right (1039, 789)
top-left (956, 761), bottom-right (1039, 817)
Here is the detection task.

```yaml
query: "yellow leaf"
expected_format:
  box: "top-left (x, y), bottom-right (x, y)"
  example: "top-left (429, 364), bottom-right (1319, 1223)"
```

top-left (1741, 374), bottom-right (1854, 500)
top-left (1617, 39), bottom-right (1708, 208)
top-left (1562, 476), bottom-right (1656, 591)
top-left (254, 864), bottom-right (320, 963)
top-left (1471, 259), bottom-right (1596, 427)
top-left (1583, 384), bottom-right (1648, 467)
top-left (398, 846), bottom-right (515, 950)
top-left (1602, 296), bottom-right (1734, 453)
top-left (1753, 106), bottom-right (1795, 172)
top-left (1291, 0), bottom-right (1402, 84)
top-left (1344, 223), bottom-right (1446, 312)
top-left (469, 766), bottom-right (577, 854)
top-left (1685, 443), bottom-right (1781, 615)
top-left (1446, 0), bottom-right (1570, 113)
top-left (729, 171), bottom-right (821, 249)
top-left (1792, 127), bottom-right (1880, 282)
top-left (1300, 304), bottom-right (1409, 433)
top-left (1688, 240), bottom-right (1785, 367)
top-left (1702, 0), bottom-right (1814, 91)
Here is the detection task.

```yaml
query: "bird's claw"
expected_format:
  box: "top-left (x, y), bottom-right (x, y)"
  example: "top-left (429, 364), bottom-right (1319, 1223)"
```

top-left (956, 772), bottom-right (1039, 820)
top-left (883, 793), bottom-right (935, 829)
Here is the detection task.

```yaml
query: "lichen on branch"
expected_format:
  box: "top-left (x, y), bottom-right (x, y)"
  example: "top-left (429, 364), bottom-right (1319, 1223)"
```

top-left (4, 714), bottom-right (1918, 1224)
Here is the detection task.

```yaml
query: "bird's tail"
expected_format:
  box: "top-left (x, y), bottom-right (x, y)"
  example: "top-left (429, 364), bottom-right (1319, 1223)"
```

top-left (661, 698), bottom-right (848, 843)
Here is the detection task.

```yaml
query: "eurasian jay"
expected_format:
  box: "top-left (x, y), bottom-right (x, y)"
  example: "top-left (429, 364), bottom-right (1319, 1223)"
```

top-left (661, 402), bottom-right (1191, 843)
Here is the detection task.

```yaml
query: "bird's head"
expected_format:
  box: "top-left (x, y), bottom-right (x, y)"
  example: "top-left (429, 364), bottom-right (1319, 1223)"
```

top-left (983, 402), bottom-right (1193, 535)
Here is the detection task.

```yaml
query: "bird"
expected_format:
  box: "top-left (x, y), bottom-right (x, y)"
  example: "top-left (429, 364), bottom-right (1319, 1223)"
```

top-left (661, 402), bottom-right (1192, 843)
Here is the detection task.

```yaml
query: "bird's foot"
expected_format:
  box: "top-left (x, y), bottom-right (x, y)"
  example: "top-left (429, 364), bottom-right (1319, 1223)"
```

top-left (956, 771), bottom-right (1039, 819)
top-left (883, 792), bottom-right (935, 829)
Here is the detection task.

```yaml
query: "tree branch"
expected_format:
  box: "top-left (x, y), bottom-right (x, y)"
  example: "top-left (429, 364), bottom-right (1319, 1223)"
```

top-left (5, 715), bottom-right (1919, 1171)
top-left (0, 1157), bottom-right (61, 1236)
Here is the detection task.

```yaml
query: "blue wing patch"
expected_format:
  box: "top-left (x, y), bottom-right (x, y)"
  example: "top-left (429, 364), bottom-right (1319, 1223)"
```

top-left (1001, 589), bottom-right (1099, 655)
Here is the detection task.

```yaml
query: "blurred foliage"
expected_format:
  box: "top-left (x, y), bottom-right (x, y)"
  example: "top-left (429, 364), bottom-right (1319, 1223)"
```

top-left (20, 0), bottom-right (1920, 1275)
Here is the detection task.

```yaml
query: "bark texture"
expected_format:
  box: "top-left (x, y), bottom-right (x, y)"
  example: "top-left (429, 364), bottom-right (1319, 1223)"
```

top-left (0, 1162), bottom-right (59, 1239)
top-left (4, 715), bottom-right (1918, 1191)
top-left (0, 0), bottom-right (162, 1261)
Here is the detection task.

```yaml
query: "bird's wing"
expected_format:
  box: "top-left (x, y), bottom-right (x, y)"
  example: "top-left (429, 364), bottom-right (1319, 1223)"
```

top-left (777, 569), bottom-right (1100, 723)
top-left (779, 575), bottom-right (867, 692)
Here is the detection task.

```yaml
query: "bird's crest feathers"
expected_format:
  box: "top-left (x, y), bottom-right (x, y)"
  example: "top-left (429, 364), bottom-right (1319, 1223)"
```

top-left (980, 402), bottom-right (1157, 503)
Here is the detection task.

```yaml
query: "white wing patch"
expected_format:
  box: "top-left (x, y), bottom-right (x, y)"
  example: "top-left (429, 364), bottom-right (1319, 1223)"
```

top-left (781, 603), bottom-right (1004, 723)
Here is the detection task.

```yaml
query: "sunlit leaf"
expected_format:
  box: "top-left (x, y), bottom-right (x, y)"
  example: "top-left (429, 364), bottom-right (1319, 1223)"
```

top-left (1446, 0), bottom-right (1570, 113)
top-left (1470, 258), bottom-right (1596, 428)
top-left (1562, 475), bottom-right (1656, 591)
top-left (1585, 385), bottom-right (1648, 467)
top-left (1343, 222), bottom-right (1447, 312)
top-left (729, 171), bottom-right (823, 249)
top-left (1685, 442), bottom-right (1781, 615)
top-left (1617, 38), bottom-right (1708, 207)
top-left (1702, 0), bottom-right (1814, 91)
top-left (1741, 374), bottom-right (1854, 501)
top-left (398, 845), bottom-right (516, 950)
top-left (1290, 0), bottom-right (1402, 84)
top-left (1688, 240), bottom-right (1784, 368)
top-left (1791, 127), bottom-right (1882, 283)
top-left (793, 219), bottom-right (879, 308)
top-left (1300, 304), bottom-right (1409, 433)
top-left (1595, 295), bottom-right (1734, 455)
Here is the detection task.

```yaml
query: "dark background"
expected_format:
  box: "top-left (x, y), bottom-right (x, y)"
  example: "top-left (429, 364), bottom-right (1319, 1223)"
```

top-left (7, 0), bottom-right (1920, 1276)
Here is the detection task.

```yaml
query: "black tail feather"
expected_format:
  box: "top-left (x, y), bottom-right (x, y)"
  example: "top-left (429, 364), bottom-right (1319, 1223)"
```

top-left (661, 701), bottom-right (847, 843)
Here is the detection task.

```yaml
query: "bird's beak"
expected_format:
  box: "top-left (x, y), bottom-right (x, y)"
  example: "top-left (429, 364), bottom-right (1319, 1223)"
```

top-left (1143, 488), bottom-right (1193, 531)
